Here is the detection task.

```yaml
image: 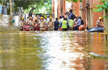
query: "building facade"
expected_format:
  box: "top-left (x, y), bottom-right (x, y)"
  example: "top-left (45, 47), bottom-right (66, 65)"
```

top-left (52, 0), bottom-right (103, 28)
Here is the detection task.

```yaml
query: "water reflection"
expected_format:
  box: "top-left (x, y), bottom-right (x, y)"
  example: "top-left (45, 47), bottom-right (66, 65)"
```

top-left (0, 28), bottom-right (108, 70)
top-left (36, 31), bottom-right (88, 70)
top-left (0, 31), bottom-right (44, 70)
top-left (88, 32), bottom-right (108, 70)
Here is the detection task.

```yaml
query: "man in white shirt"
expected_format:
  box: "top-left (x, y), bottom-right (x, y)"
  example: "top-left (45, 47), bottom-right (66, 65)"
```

top-left (59, 16), bottom-right (63, 24)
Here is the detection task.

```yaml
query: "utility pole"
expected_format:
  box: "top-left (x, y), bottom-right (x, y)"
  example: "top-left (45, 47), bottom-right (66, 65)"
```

top-left (9, 0), bottom-right (12, 23)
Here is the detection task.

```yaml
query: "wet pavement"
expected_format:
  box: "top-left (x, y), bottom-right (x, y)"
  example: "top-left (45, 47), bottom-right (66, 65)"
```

top-left (0, 27), bottom-right (108, 70)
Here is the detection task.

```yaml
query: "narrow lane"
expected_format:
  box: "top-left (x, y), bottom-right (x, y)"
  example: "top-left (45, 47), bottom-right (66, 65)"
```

top-left (0, 29), bottom-right (108, 70)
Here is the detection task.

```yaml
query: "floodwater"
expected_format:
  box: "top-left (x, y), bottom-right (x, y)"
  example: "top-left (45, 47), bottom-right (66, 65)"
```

top-left (0, 27), bottom-right (108, 70)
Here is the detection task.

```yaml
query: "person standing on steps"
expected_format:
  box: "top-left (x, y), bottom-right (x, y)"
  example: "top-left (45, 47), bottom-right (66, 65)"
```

top-left (40, 17), bottom-right (46, 31)
top-left (60, 18), bottom-right (70, 31)
top-left (19, 17), bottom-right (25, 30)
top-left (54, 18), bottom-right (60, 31)
top-left (29, 17), bottom-right (34, 31)
top-left (73, 16), bottom-right (81, 30)
top-left (59, 16), bottom-right (63, 24)
top-left (62, 15), bottom-right (64, 20)
top-left (69, 9), bottom-right (75, 20)
top-left (69, 18), bottom-right (74, 30)
top-left (48, 17), bottom-right (54, 31)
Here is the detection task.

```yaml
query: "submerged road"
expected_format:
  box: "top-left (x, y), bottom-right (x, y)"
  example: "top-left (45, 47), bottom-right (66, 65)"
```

top-left (0, 27), bottom-right (108, 70)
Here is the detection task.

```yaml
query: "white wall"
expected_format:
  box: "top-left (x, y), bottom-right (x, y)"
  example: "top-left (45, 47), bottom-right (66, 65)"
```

top-left (13, 15), bottom-right (20, 27)
top-left (0, 15), bottom-right (21, 27)
top-left (0, 15), bottom-right (10, 27)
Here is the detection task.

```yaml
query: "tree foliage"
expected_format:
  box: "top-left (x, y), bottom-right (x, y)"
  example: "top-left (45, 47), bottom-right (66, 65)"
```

top-left (65, 0), bottom-right (82, 2)
top-left (14, 0), bottom-right (51, 14)
top-left (24, 0), bottom-right (52, 14)
top-left (14, 0), bottom-right (46, 10)
top-left (94, 0), bottom-right (108, 12)
top-left (94, 0), bottom-right (108, 18)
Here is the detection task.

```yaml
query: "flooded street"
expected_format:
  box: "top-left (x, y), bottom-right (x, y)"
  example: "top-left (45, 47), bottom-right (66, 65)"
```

top-left (0, 27), bottom-right (108, 70)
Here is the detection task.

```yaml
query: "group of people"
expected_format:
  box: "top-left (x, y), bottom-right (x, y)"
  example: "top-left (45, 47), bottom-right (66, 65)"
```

top-left (19, 9), bottom-right (84, 31)
top-left (19, 15), bottom-right (54, 31)
top-left (54, 9), bottom-right (84, 31)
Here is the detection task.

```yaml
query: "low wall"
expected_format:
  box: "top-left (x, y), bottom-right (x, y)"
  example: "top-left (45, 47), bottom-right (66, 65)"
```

top-left (0, 15), bottom-right (21, 27)
top-left (0, 14), bottom-right (28, 27)
top-left (13, 15), bottom-right (20, 27)
top-left (0, 15), bottom-right (10, 27)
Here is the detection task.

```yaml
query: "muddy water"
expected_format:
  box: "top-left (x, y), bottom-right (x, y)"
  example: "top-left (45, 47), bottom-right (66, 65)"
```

top-left (0, 27), bottom-right (108, 70)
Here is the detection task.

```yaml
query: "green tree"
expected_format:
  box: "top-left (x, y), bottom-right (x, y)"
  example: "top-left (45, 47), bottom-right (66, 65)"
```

top-left (14, 0), bottom-right (50, 14)
top-left (94, 0), bottom-right (108, 33)
top-left (94, 0), bottom-right (108, 18)
top-left (65, 0), bottom-right (82, 2)
top-left (24, 0), bottom-right (52, 14)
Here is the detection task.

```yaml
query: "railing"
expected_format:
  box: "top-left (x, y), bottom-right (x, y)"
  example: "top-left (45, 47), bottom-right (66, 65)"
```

top-left (99, 33), bottom-right (108, 41)
top-left (94, 32), bottom-right (108, 44)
